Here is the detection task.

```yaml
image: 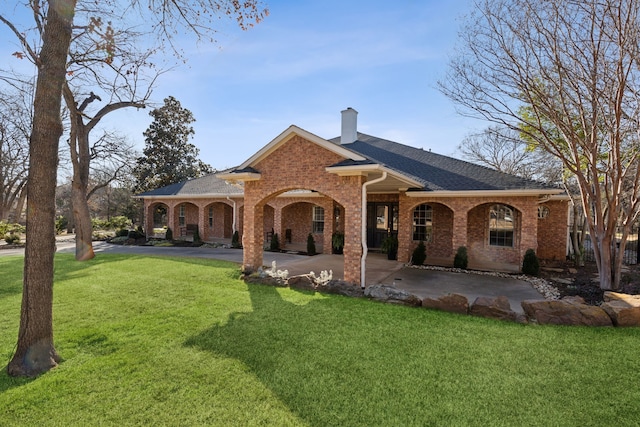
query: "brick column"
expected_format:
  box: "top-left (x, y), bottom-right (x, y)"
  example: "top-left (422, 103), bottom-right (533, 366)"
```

top-left (242, 196), bottom-right (264, 274)
top-left (167, 202), bottom-right (176, 235)
top-left (273, 204), bottom-right (283, 247)
top-left (519, 199), bottom-right (538, 260)
top-left (144, 200), bottom-right (153, 238)
top-left (398, 194), bottom-right (413, 263)
top-left (322, 199), bottom-right (334, 254)
top-left (342, 176), bottom-right (365, 285)
top-left (452, 208), bottom-right (468, 251)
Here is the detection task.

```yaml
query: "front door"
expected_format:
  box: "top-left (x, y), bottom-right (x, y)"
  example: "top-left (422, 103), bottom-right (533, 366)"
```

top-left (366, 202), bottom-right (398, 248)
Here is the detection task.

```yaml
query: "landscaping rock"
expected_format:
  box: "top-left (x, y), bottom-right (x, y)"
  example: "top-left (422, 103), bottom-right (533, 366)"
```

top-left (364, 285), bottom-right (422, 306)
top-left (469, 296), bottom-right (517, 321)
top-left (601, 292), bottom-right (640, 327)
top-left (316, 280), bottom-right (365, 298)
top-left (422, 293), bottom-right (469, 315)
top-left (521, 298), bottom-right (612, 326)
top-left (287, 275), bottom-right (316, 291)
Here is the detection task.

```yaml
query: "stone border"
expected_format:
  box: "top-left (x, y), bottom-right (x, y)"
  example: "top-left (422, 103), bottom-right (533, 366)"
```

top-left (245, 267), bottom-right (640, 327)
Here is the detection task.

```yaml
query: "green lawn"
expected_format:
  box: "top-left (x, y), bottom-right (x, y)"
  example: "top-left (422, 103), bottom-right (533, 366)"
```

top-left (1, 254), bottom-right (639, 426)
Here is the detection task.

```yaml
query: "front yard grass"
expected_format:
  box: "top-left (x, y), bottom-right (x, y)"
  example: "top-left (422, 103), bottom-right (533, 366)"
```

top-left (1, 254), bottom-right (639, 426)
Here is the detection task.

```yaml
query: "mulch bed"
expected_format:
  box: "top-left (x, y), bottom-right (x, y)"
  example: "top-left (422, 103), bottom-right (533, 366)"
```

top-left (540, 261), bottom-right (640, 305)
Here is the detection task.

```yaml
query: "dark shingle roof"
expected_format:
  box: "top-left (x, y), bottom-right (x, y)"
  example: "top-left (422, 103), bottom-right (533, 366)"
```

top-left (329, 133), bottom-right (556, 192)
top-left (137, 172), bottom-right (243, 197)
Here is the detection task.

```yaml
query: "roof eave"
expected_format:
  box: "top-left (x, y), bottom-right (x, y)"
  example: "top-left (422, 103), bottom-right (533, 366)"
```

top-left (138, 193), bottom-right (244, 200)
top-left (405, 189), bottom-right (567, 198)
top-left (325, 164), bottom-right (423, 187)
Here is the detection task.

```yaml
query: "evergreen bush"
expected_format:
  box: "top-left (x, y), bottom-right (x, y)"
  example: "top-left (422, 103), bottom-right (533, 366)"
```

top-left (270, 233), bottom-right (280, 251)
top-left (165, 227), bottom-right (173, 241)
top-left (453, 246), bottom-right (468, 269)
top-left (193, 226), bottom-right (201, 243)
top-left (307, 233), bottom-right (316, 256)
top-left (522, 248), bottom-right (540, 276)
top-left (231, 230), bottom-right (241, 248)
top-left (411, 241), bottom-right (427, 265)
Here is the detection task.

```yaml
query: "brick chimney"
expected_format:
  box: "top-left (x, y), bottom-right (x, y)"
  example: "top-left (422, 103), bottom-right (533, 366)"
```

top-left (341, 107), bottom-right (358, 144)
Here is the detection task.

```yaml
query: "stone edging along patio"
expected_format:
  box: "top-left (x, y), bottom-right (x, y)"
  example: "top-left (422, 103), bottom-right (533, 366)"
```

top-left (245, 264), bottom-right (640, 328)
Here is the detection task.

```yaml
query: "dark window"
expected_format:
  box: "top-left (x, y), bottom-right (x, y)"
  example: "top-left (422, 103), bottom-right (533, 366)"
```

top-left (413, 204), bottom-right (433, 241)
top-left (489, 204), bottom-right (514, 247)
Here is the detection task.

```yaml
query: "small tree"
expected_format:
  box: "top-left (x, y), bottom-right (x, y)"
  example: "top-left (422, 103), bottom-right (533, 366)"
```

top-left (307, 233), bottom-right (316, 256)
top-left (269, 233), bottom-right (280, 252)
top-left (231, 230), bottom-right (241, 248)
top-left (411, 241), bottom-right (427, 266)
top-left (193, 226), bottom-right (201, 243)
top-left (453, 246), bottom-right (469, 269)
top-left (165, 227), bottom-right (173, 241)
top-left (522, 249), bottom-right (540, 276)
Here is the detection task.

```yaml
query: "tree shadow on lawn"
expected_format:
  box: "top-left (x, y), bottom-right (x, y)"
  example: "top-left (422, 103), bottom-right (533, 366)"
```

top-left (183, 283), bottom-right (449, 426)
top-left (184, 284), bottom-right (354, 424)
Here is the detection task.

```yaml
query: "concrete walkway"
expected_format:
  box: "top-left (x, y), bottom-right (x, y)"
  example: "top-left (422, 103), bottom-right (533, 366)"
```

top-left (1, 238), bottom-right (544, 314)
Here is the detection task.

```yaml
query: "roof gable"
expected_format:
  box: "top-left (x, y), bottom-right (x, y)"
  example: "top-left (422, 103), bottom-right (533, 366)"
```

top-left (237, 125), bottom-right (366, 169)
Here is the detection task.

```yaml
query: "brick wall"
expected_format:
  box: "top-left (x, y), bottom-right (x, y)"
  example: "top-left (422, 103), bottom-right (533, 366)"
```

top-left (536, 200), bottom-right (568, 261)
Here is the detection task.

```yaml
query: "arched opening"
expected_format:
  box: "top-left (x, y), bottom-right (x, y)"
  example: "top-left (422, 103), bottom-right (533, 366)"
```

top-left (467, 202), bottom-right (521, 266)
top-left (204, 202), bottom-right (234, 241)
top-left (172, 202), bottom-right (199, 240)
top-left (149, 203), bottom-right (168, 238)
top-left (410, 202), bottom-right (454, 260)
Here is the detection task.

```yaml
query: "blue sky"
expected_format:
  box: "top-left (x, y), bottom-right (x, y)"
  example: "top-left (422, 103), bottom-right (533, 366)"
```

top-left (1, 0), bottom-right (481, 171)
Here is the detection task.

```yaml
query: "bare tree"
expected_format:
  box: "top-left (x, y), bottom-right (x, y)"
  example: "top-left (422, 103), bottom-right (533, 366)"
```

top-left (1, 0), bottom-right (267, 377)
top-left (439, 0), bottom-right (640, 290)
top-left (0, 81), bottom-right (31, 222)
top-left (458, 125), bottom-right (562, 183)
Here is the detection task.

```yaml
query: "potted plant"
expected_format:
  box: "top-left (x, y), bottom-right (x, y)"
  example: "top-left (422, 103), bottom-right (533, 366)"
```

top-left (381, 233), bottom-right (398, 260)
top-left (332, 231), bottom-right (344, 254)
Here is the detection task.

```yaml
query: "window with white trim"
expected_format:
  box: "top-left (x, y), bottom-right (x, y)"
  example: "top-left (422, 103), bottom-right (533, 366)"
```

top-left (179, 204), bottom-right (186, 226)
top-left (312, 206), bottom-right (325, 233)
top-left (208, 206), bottom-right (214, 227)
top-left (412, 204), bottom-right (433, 241)
top-left (538, 205), bottom-right (550, 219)
top-left (489, 204), bottom-right (514, 247)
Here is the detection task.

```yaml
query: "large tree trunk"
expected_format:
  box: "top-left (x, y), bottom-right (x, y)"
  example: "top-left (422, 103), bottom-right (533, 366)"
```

top-left (72, 173), bottom-right (94, 260)
top-left (7, 0), bottom-right (75, 377)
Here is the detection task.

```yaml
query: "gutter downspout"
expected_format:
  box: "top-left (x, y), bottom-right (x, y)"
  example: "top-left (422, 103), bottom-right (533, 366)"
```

top-left (227, 197), bottom-right (237, 233)
top-left (361, 171), bottom-right (387, 288)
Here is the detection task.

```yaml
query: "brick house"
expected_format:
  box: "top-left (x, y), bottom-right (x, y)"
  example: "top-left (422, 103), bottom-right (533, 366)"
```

top-left (138, 108), bottom-right (568, 286)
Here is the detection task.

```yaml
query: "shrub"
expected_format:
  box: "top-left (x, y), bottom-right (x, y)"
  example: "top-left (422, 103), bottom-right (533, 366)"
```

top-left (107, 216), bottom-right (132, 230)
top-left (332, 231), bottom-right (344, 254)
top-left (55, 216), bottom-right (68, 234)
top-left (307, 233), bottom-right (316, 256)
top-left (0, 221), bottom-right (25, 236)
top-left (231, 230), bottom-right (241, 248)
top-left (411, 241), bottom-right (427, 265)
top-left (117, 228), bottom-right (130, 237)
top-left (270, 233), bottom-right (280, 251)
top-left (165, 227), bottom-right (173, 241)
top-left (193, 226), bottom-right (202, 243)
top-left (4, 234), bottom-right (20, 245)
top-left (522, 249), bottom-right (540, 276)
top-left (453, 246), bottom-right (468, 269)
top-left (128, 229), bottom-right (145, 240)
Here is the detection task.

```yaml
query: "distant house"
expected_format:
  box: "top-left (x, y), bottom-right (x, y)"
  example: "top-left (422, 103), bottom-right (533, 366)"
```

top-left (138, 108), bottom-right (568, 286)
